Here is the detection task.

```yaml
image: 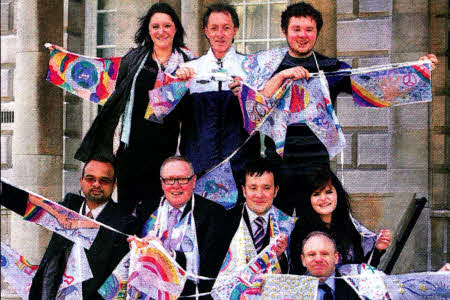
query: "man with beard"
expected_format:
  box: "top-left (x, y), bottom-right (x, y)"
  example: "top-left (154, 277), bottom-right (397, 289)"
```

top-left (29, 158), bottom-right (138, 300)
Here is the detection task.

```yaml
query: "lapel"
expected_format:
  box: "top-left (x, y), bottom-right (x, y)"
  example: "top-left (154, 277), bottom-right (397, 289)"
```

top-left (95, 200), bottom-right (114, 225)
top-left (334, 270), bottom-right (359, 300)
top-left (179, 198), bottom-right (192, 221)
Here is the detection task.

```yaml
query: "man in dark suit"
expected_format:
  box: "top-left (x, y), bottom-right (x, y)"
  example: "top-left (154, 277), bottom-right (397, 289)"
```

top-left (29, 158), bottom-right (137, 300)
top-left (137, 155), bottom-right (229, 299)
top-left (301, 231), bottom-right (360, 300)
top-left (217, 159), bottom-right (295, 280)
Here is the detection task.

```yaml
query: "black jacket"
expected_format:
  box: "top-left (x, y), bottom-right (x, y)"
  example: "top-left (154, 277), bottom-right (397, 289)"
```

top-left (29, 193), bottom-right (138, 300)
top-left (136, 195), bottom-right (230, 299)
top-left (334, 270), bottom-right (360, 300)
top-left (224, 203), bottom-right (289, 273)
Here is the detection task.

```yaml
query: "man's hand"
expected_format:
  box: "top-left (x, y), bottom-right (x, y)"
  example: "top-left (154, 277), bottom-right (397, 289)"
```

top-left (419, 54), bottom-right (438, 71)
top-left (279, 66), bottom-right (310, 80)
top-left (375, 229), bottom-right (392, 251)
top-left (229, 76), bottom-right (242, 96)
top-left (274, 233), bottom-right (288, 257)
top-left (438, 263), bottom-right (450, 272)
top-left (175, 67), bottom-right (195, 80)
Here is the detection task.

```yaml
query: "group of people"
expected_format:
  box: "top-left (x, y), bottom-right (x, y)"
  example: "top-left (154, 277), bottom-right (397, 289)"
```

top-left (29, 1), bottom-right (443, 299)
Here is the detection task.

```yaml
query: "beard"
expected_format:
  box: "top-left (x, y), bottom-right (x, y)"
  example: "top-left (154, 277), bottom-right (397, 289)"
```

top-left (85, 188), bottom-right (108, 204)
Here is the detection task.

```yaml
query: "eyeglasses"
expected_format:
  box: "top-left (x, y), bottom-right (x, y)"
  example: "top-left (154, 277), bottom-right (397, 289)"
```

top-left (83, 176), bottom-right (114, 185)
top-left (160, 175), bottom-right (194, 185)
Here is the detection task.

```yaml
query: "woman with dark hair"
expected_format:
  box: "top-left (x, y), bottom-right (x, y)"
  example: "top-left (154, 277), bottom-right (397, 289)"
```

top-left (75, 3), bottom-right (195, 214)
top-left (289, 167), bottom-right (392, 274)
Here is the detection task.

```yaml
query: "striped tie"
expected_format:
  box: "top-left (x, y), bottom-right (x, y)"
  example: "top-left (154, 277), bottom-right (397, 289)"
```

top-left (253, 217), bottom-right (265, 253)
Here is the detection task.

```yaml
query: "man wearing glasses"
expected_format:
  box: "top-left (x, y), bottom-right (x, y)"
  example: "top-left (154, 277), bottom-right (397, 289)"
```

top-left (137, 156), bottom-right (230, 298)
top-left (30, 157), bottom-right (138, 300)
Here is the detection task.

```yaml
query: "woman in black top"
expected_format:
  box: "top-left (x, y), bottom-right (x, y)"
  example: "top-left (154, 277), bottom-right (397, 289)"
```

top-left (75, 3), bottom-right (195, 213)
top-left (289, 166), bottom-right (392, 274)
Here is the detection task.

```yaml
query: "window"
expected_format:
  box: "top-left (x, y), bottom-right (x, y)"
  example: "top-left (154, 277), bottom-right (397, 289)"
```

top-left (232, 0), bottom-right (288, 54)
top-left (96, 0), bottom-right (117, 57)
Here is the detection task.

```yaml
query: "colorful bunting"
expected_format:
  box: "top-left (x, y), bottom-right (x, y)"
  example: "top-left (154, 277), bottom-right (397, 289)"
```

top-left (383, 272), bottom-right (450, 299)
top-left (194, 160), bottom-right (238, 209)
top-left (351, 62), bottom-right (432, 107)
top-left (145, 78), bottom-right (192, 123)
top-left (258, 75), bottom-right (345, 158)
top-left (56, 244), bottom-right (93, 299)
top-left (0, 242), bottom-right (38, 300)
top-left (46, 44), bottom-right (121, 105)
top-left (98, 241), bottom-right (187, 300)
top-left (23, 193), bottom-right (100, 249)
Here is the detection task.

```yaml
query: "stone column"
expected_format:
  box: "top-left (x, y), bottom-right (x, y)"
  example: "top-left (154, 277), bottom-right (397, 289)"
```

top-left (182, 0), bottom-right (203, 55)
top-left (11, 0), bottom-right (64, 262)
top-left (390, 0), bottom-right (430, 272)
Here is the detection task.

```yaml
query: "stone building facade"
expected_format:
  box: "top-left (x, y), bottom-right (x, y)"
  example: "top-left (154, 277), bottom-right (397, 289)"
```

top-left (1, 0), bottom-right (448, 297)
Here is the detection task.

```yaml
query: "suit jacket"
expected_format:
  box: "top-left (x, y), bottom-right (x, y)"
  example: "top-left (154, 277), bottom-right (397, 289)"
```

top-left (334, 270), bottom-right (360, 300)
top-left (226, 203), bottom-right (289, 273)
top-left (137, 195), bottom-right (229, 299)
top-left (29, 193), bottom-right (138, 300)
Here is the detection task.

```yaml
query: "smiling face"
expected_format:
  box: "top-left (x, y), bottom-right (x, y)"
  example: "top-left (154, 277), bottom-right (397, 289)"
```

top-left (242, 171), bottom-right (279, 216)
top-left (301, 234), bottom-right (339, 278)
top-left (204, 11), bottom-right (238, 59)
top-left (310, 181), bottom-right (337, 224)
top-left (149, 12), bottom-right (176, 51)
top-left (284, 16), bottom-right (318, 58)
top-left (160, 160), bottom-right (196, 208)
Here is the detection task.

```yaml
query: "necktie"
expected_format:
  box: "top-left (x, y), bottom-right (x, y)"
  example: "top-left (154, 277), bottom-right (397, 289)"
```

top-left (253, 217), bottom-right (265, 253)
top-left (319, 282), bottom-right (334, 300)
top-left (164, 208), bottom-right (180, 250)
top-left (86, 211), bottom-right (94, 219)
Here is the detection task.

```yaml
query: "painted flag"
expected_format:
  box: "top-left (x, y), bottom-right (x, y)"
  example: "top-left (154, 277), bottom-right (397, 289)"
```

top-left (351, 62), bottom-right (432, 107)
top-left (128, 241), bottom-right (187, 299)
top-left (98, 252), bottom-right (131, 300)
top-left (258, 75), bottom-right (345, 158)
top-left (212, 243), bottom-right (282, 300)
top-left (23, 193), bottom-right (100, 250)
top-left (338, 263), bottom-right (391, 300)
top-left (145, 79), bottom-right (192, 123)
top-left (1, 242), bottom-right (38, 300)
top-left (259, 274), bottom-right (318, 300)
top-left (46, 45), bottom-right (121, 105)
top-left (382, 272), bottom-right (450, 299)
top-left (238, 84), bottom-right (272, 134)
top-left (56, 244), bottom-right (94, 299)
top-left (194, 160), bottom-right (238, 210)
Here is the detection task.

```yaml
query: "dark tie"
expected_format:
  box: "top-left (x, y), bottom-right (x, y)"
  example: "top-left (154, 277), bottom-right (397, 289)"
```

top-left (253, 217), bottom-right (265, 252)
top-left (164, 208), bottom-right (180, 250)
top-left (319, 282), bottom-right (334, 300)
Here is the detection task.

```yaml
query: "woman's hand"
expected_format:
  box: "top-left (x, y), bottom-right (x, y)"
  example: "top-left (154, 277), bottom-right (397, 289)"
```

top-left (375, 229), bottom-right (392, 251)
top-left (419, 54), bottom-right (438, 71)
top-left (175, 67), bottom-right (195, 80)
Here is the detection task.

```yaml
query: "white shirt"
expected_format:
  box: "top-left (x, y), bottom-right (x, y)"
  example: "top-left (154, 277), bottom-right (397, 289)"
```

top-left (182, 47), bottom-right (247, 93)
top-left (162, 197), bottom-right (188, 224)
top-left (82, 200), bottom-right (108, 220)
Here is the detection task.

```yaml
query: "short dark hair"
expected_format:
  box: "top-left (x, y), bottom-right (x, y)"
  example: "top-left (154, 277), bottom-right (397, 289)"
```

top-left (243, 159), bottom-right (279, 187)
top-left (202, 2), bottom-right (240, 29)
top-left (301, 231), bottom-right (337, 254)
top-left (81, 157), bottom-right (116, 182)
top-left (134, 3), bottom-right (185, 52)
top-left (281, 2), bottom-right (323, 35)
top-left (160, 155), bottom-right (195, 177)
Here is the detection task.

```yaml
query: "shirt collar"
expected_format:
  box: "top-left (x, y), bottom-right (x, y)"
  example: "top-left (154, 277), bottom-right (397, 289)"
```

top-left (163, 195), bottom-right (191, 216)
top-left (206, 46), bottom-right (237, 65)
top-left (323, 271), bottom-right (336, 292)
top-left (245, 204), bottom-right (272, 225)
top-left (84, 200), bottom-right (109, 220)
